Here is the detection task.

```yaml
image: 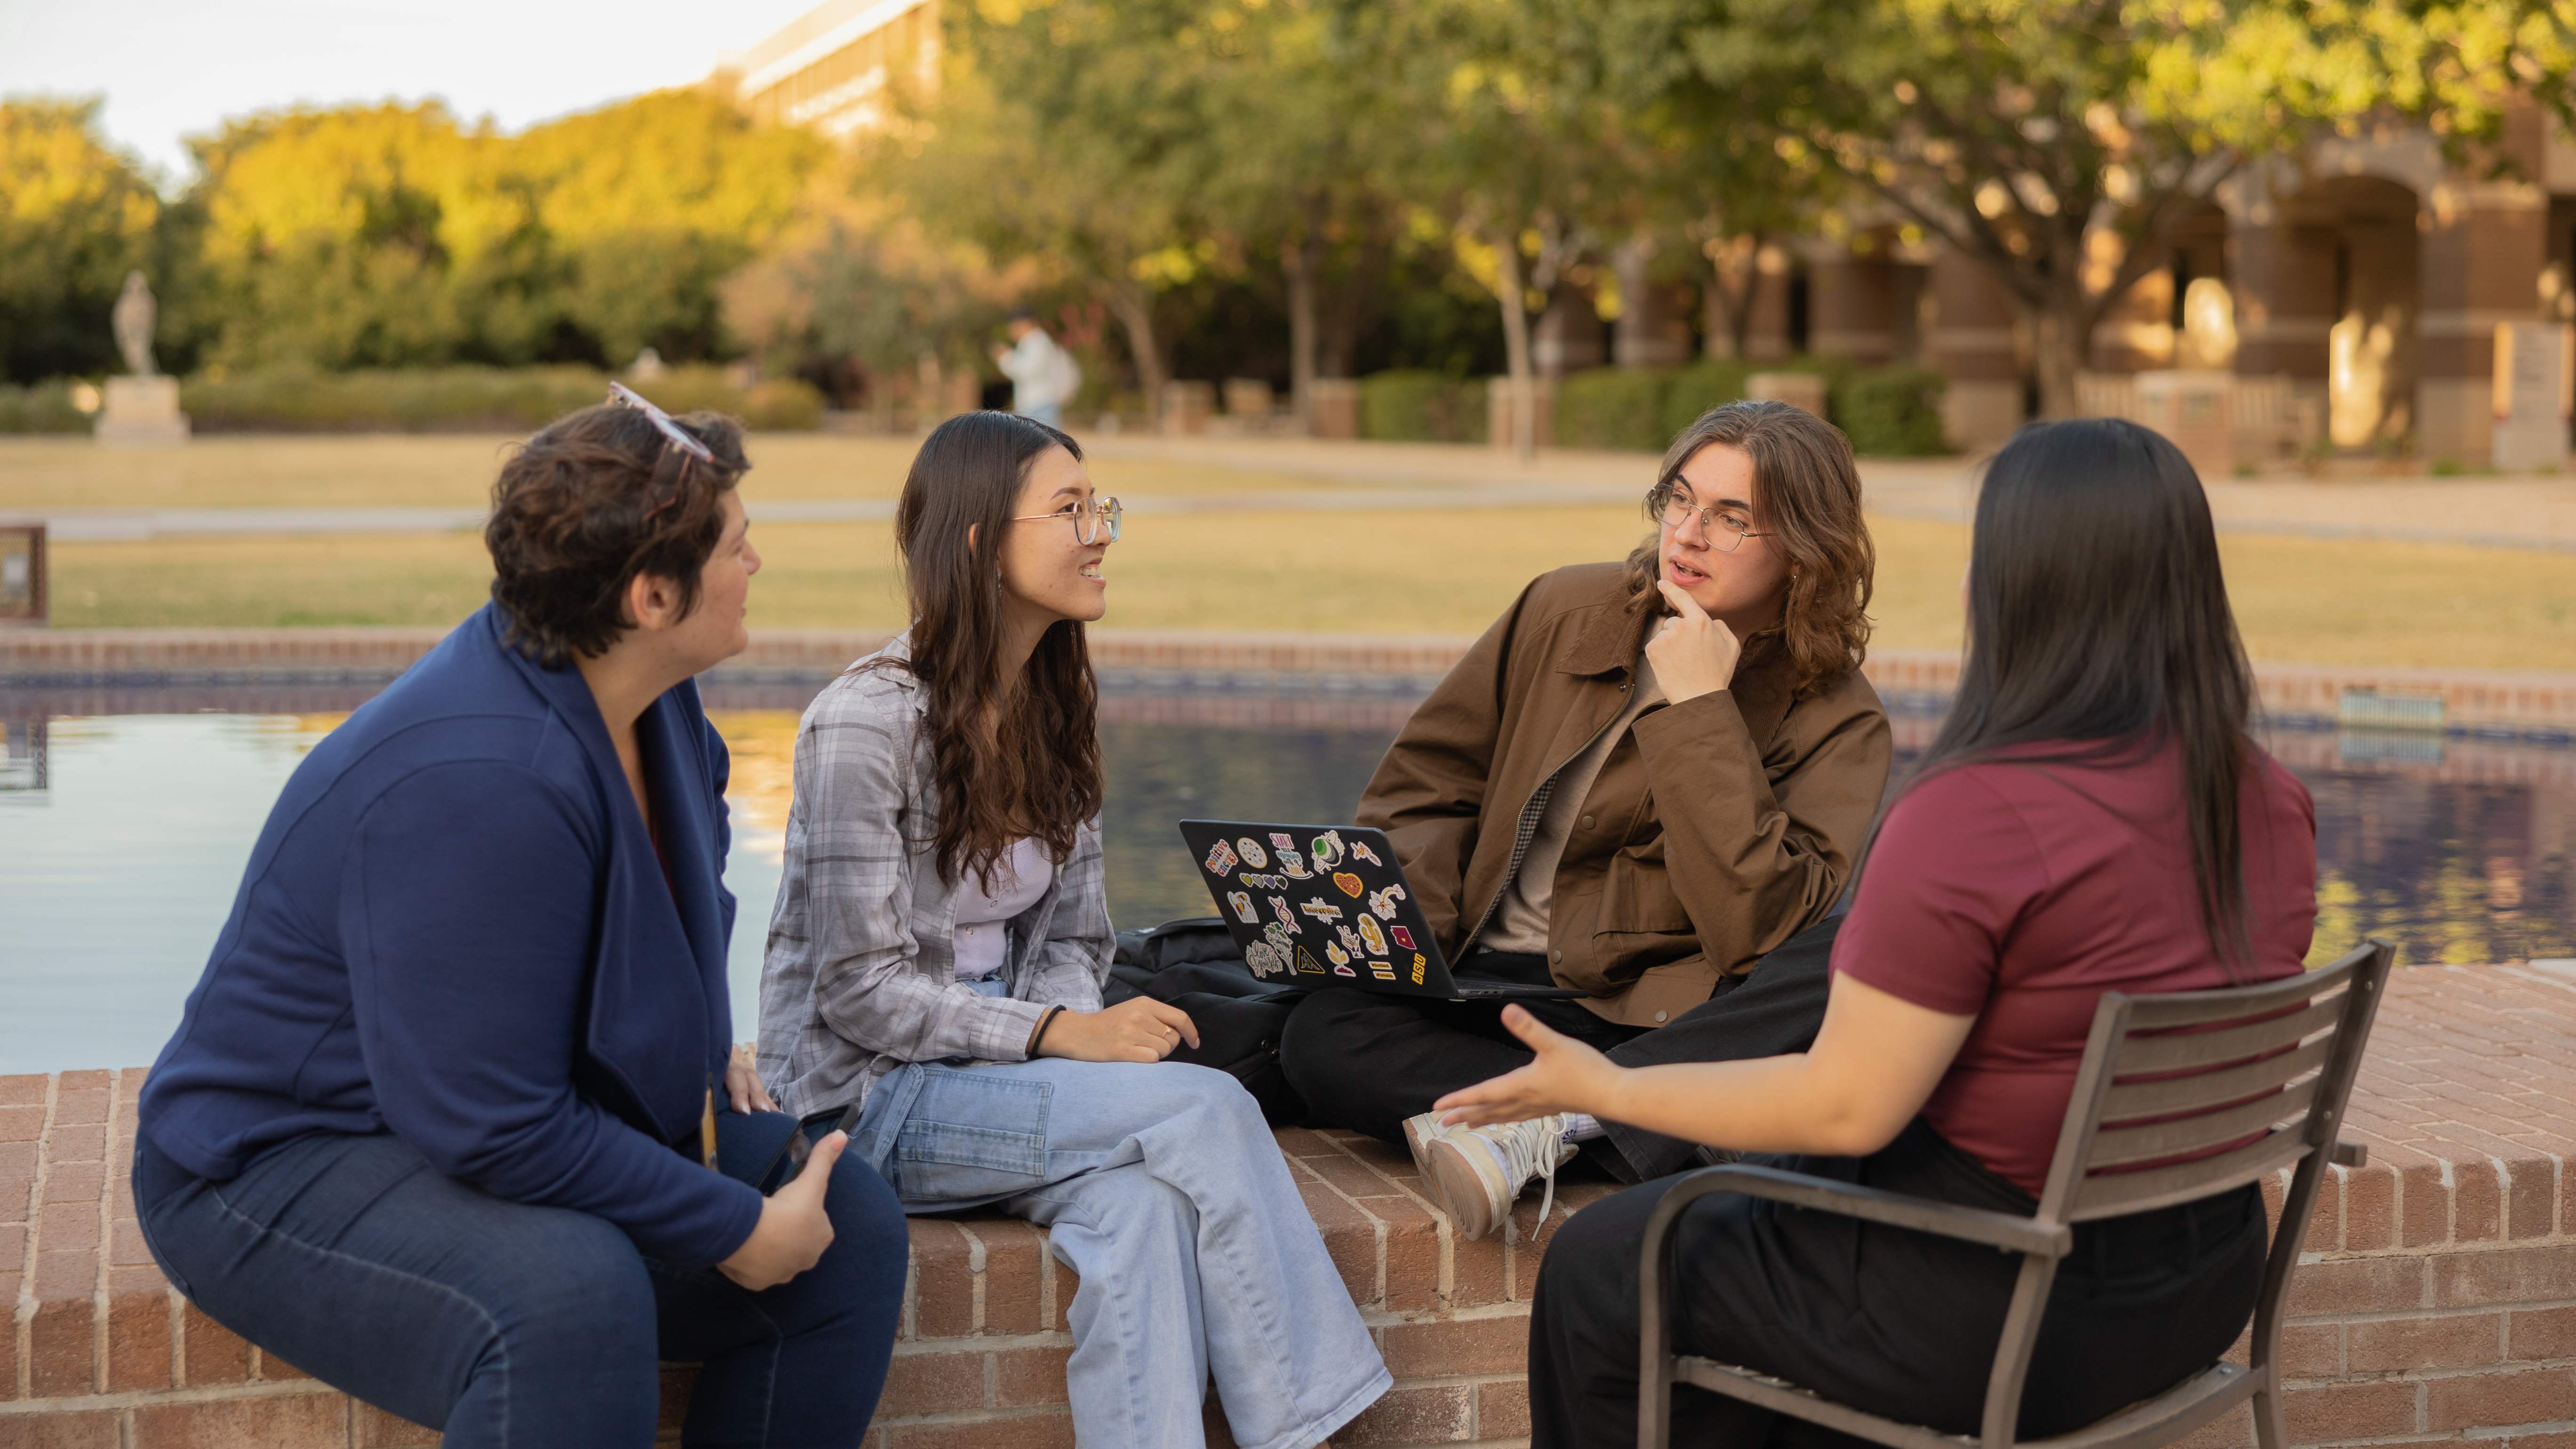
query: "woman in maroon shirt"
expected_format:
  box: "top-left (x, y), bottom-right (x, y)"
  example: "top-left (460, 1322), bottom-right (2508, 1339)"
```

top-left (1436, 417), bottom-right (2319, 1449)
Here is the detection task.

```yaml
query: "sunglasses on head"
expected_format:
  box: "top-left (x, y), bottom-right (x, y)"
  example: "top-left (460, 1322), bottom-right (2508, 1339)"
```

top-left (607, 381), bottom-right (716, 464)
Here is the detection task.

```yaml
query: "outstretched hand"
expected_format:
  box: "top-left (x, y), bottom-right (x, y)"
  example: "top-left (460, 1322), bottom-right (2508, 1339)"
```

top-left (1433, 1004), bottom-right (1626, 1129)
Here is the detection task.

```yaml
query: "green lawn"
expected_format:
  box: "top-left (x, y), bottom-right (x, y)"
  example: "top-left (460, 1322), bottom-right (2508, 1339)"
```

top-left (41, 507), bottom-right (2576, 672)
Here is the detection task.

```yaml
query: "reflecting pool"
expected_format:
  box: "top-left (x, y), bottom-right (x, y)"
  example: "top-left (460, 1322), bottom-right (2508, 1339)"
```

top-left (0, 685), bottom-right (2567, 1073)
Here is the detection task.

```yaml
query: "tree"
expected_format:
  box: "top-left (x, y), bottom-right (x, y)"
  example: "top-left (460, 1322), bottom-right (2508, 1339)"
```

top-left (1579, 0), bottom-right (2576, 416)
top-left (0, 97), bottom-right (162, 382)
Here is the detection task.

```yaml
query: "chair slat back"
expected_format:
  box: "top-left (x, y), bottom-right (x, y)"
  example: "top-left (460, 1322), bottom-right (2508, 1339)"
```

top-left (2033, 941), bottom-right (2392, 1227)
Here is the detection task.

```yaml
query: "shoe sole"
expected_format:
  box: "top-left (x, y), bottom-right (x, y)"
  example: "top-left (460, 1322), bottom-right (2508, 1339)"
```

top-left (1420, 1132), bottom-right (1509, 1241)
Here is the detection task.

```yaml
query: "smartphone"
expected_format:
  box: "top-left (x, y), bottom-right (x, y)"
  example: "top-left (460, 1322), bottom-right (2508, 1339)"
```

top-left (756, 1104), bottom-right (861, 1194)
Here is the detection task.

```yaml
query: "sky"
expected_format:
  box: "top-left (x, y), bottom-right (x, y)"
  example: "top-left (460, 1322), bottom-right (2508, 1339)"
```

top-left (0, 0), bottom-right (829, 184)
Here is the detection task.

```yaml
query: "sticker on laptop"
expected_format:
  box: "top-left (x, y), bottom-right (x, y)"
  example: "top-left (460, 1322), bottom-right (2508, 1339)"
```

top-left (1264, 922), bottom-right (1296, 955)
top-left (1350, 839), bottom-right (1383, 867)
top-left (1367, 884), bottom-right (1405, 919)
top-left (1336, 923), bottom-right (1364, 958)
top-left (1331, 871), bottom-right (1364, 899)
top-left (1391, 925), bottom-right (1415, 950)
top-left (1226, 890), bottom-right (1257, 924)
top-left (1241, 872), bottom-right (1286, 891)
top-left (1356, 916), bottom-right (1387, 956)
top-left (1325, 941), bottom-right (1350, 969)
top-left (1269, 832), bottom-right (1295, 850)
top-left (1294, 945), bottom-right (1328, 977)
top-left (1309, 831), bottom-right (1346, 869)
top-left (1332, 959), bottom-right (1356, 977)
top-left (1410, 953), bottom-right (1427, 985)
top-left (1235, 836), bottom-right (1268, 869)
top-left (1245, 940), bottom-right (1287, 978)
top-left (1300, 898), bottom-right (1344, 921)
top-left (1270, 897), bottom-right (1301, 933)
top-left (1277, 849), bottom-right (1311, 880)
top-left (1202, 840), bottom-right (1238, 876)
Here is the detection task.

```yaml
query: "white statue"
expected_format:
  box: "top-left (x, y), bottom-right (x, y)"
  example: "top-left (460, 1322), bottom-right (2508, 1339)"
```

top-left (112, 272), bottom-right (157, 377)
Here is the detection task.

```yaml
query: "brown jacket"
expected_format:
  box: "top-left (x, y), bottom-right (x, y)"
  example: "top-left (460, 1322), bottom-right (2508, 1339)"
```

top-left (1356, 562), bottom-right (1892, 1028)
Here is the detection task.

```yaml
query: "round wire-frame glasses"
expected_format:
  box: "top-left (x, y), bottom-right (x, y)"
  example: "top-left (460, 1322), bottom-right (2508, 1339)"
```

top-left (1012, 495), bottom-right (1122, 545)
top-left (1648, 482), bottom-right (1772, 554)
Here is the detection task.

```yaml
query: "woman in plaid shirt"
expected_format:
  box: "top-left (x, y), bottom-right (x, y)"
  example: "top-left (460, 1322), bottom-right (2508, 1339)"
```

top-left (758, 411), bottom-right (1388, 1449)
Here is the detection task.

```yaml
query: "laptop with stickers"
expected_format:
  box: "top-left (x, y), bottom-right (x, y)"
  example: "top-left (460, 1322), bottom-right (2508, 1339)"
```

top-left (1176, 819), bottom-right (1588, 1001)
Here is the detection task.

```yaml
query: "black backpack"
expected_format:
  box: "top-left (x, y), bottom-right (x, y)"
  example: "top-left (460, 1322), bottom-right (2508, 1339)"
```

top-left (1105, 917), bottom-right (1311, 1125)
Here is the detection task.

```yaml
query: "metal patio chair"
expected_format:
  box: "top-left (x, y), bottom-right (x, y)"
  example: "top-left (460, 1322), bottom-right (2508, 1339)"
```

top-left (1639, 937), bottom-right (2396, 1449)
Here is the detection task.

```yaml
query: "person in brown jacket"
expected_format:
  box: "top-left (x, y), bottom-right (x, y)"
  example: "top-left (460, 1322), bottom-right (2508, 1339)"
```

top-left (1276, 400), bottom-right (1893, 1238)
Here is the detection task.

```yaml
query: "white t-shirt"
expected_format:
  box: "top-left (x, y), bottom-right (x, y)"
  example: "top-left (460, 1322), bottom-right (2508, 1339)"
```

top-left (953, 836), bottom-right (1055, 981)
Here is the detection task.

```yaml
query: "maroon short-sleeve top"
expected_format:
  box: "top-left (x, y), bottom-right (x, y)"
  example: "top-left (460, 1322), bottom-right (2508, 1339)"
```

top-left (1831, 741), bottom-right (2318, 1196)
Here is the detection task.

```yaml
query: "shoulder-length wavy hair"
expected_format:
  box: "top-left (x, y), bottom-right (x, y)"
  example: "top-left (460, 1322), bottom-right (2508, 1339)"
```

top-left (1891, 417), bottom-right (2260, 971)
top-left (877, 410), bottom-right (1103, 889)
top-left (1621, 399), bottom-right (1875, 697)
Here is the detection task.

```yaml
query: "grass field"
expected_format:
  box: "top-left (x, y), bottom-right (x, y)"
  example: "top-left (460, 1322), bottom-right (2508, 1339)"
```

top-left (40, 504), bottom-right (2576, 670)
top-left (0, 433), bottom-right (1359, 511)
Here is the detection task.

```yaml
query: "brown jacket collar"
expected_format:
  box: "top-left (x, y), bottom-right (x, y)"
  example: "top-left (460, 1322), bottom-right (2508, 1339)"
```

top-left (1558, 586), bottom-right (1798, 751)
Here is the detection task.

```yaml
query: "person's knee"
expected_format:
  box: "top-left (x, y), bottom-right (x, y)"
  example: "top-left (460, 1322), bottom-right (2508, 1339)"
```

top-left (1276, 990), bottom-right (1370, 1091)
top-left (820, 1152), bottom-right (908, 1288)
top-left (490, 1211), bottom-right (656, 1354)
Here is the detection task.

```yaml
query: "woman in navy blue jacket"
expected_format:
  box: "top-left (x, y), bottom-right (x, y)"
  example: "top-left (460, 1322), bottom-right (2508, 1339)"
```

top-left (132, 394), bottom-right (907, 1449)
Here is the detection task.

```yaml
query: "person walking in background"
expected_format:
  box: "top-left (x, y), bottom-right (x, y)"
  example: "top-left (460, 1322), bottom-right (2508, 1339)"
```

top-left (992, 311), bottom-right (1082, 429)
top-left (759, 410), bottom-right (1388, 1449)
top-left (1276, 400), bottom-right (1891, 1240)
top-left (130, 392), bottom-right (909, 1449)
top-left (1442, 417), bottom-right (2319, 1449)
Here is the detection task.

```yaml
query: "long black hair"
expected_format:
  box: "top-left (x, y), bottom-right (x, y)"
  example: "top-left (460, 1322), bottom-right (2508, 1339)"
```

top-left (1902, 417), bottom-right (2259, 969)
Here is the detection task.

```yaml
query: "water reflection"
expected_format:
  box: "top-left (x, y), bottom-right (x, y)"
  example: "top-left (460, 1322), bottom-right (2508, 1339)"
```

top-left (0, 691), bottom-right (2568, 1074)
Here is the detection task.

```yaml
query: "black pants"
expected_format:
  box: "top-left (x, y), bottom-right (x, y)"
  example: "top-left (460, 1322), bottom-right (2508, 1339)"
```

top-left (1529, 1118), bottom-right (2267, 1449)
top-left (1277, 916), bottom-right (1842, 1182)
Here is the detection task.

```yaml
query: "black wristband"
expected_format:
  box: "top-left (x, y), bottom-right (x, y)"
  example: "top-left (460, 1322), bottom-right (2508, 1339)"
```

top-left (1027, 1005), bottom-right (1065, 1058)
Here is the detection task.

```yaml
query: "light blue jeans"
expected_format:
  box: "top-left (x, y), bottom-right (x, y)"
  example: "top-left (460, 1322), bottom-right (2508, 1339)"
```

top-left (853, 1050), bottom-right (1389, 1449)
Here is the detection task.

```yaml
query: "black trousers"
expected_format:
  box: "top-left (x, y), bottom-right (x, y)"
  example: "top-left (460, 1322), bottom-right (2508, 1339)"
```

top-left (1528, 1118), bottom-right (2267, 1449)
top-left (1277, 916), bottom-right (1843, 1182)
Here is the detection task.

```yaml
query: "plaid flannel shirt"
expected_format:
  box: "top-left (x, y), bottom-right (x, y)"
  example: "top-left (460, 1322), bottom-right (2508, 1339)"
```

top-left (757, 635), bottom-right (1112, 1115)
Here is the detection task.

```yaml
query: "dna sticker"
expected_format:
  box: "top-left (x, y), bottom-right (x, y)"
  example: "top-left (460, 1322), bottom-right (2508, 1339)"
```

top-left (1271, 897), bottom-right (1301, 933)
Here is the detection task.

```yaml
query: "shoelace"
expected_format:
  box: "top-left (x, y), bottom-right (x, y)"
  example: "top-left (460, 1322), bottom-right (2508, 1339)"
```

top-left (1489, 1116), bottom-right (1564, 1244)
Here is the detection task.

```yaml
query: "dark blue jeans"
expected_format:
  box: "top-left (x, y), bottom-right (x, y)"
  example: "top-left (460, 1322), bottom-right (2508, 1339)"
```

top-left (134, 1114), bottom-right (906, 1449)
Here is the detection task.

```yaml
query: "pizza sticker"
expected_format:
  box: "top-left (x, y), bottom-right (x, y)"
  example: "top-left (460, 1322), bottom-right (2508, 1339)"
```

top-left (1227, 890), bottom-right (1257, 924)
top-left (1392, 925), bottom-right (1415, 950)
top-left (1203, 840), bottom-right (1239, 876)
top-left (1236, 836), bottom-right (1269, 869)
top-left (1332, 871), bottom-right (1364, 899)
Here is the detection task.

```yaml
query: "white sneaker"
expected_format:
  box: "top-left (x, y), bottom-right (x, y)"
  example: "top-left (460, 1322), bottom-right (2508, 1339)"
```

top-left (1403, 1111), bottom-right (1575, 1242)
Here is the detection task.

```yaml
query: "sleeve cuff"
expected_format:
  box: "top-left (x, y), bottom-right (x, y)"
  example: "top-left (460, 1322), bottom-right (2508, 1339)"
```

top-left (973, 993), bottom-right (1051, 1062)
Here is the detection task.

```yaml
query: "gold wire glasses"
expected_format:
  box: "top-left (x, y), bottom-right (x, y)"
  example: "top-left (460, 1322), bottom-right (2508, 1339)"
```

top-left (1648, 481), bottom-right (1772, 553)
top-left (1012, 496), bottom-right (1122, 544)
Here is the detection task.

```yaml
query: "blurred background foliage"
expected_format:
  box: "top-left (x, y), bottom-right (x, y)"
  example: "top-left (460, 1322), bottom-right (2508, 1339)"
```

top-left (4, 0), bottom-right (2573, 443)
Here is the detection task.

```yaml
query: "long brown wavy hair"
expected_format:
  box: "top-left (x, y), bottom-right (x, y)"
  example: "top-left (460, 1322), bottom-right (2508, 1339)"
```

top-left (1621, 399), bottom-right (1875, 698)
top-left (877, 411), bottom-right (1104, 889)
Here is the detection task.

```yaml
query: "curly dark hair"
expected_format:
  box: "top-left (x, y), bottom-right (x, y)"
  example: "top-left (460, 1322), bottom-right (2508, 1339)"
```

top-left (1621, 399), bottom-right (1875, 699)
top-left (484, 402), bottom-right (750, 666)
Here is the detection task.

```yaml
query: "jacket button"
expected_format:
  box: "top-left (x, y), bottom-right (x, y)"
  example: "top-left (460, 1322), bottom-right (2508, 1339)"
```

top-left (1552, 948), bottom-right (1563, 963)
top-left (1579, 813), bottom-right (1596, 830)
top-left (1655, 1010), bottom-right (1669, 1023)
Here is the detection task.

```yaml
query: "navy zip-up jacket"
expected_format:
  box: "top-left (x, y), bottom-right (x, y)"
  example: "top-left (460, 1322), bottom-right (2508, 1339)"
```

top-left (138, 604), bottom-right (764, 1266)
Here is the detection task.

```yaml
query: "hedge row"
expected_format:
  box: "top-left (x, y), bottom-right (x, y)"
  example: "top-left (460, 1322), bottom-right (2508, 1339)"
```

top-left (1357, 370), bottom-right (1489, 443)
top-left (0, 381), bottom-right (90, 433)
top-left (1356, 359), bottom-right (1951, 456)
top-left (0, 368), bottom-right (826, 434)
top-left (1557, 359), bottom-right (1949, 456)
top-left (183, 366), bottom-right (825, 432)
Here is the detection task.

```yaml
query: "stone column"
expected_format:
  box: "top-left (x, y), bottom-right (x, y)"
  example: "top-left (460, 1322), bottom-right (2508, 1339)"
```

top-left (2228, 213), bottom-right (2335, 441)
top-left (1533, 289), bottom-right (1607, 378)
top-left (2418, 177), bottom-right (2549, 464)
top-left (1928, 248), bottom-right (2024, 453)
top-left (1807, 248), bottom-right (1901, 364)
top-left (2090, 264), bottom-right (2175, 374)
top-left (1612, 238), bottom-right (1693, 368)
top-left (1737, 245), bottom-right (1796, 361)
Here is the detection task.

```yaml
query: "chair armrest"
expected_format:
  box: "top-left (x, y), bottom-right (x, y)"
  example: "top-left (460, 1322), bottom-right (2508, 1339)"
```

top-left (1646, 1163), bottom-right (2074, 1259)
